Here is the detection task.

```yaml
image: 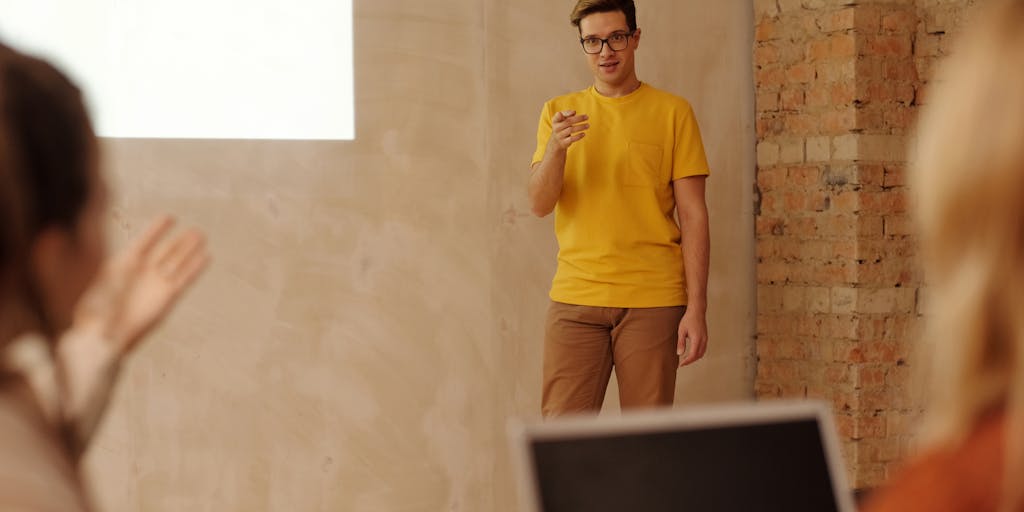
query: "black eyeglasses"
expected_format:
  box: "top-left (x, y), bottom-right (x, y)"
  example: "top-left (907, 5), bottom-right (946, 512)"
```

top-left (580, 31), bottom-right (635, 54)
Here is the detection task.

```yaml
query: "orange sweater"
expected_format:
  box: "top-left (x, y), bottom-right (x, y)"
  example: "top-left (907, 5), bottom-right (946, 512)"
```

top-left (863, 413), bottom-right (1016, 512)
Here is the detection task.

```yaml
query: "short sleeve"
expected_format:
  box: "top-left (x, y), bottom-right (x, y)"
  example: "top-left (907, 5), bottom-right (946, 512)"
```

top-left (672, 103), bottom-right (711, 180)
top-left (531, 101), bottom-right (553, 166)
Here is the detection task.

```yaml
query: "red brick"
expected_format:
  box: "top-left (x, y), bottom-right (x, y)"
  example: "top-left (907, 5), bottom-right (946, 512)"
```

top-left (881, 10), bottom-right (917, 33)
top-left (831, 191), bottom-right (859, 213)
top-left (811, 261), bottom-right (858, 285)
top-left (826, 315), bottom-right (859, 340)
top-left (756, 67), bottom-right (787, 88)
top-left (857, 165), bottom-right (886, 187)
top-left (864, 36), bottom-right (913, 57)
top-left (830, 33), bottom-right (856, 58)
top-left (808, 39), bottom-right (832, 61)
top-left (755, 217), bottom-right (786, 236)
top-left (757, 91), bottom-right (780, 113)
top-left (883, 107), bottom-right (916, 132)
top-left (784, 113), bottom-right (818, 135)
top-left (795, 314), bottom-right (826, 337)
top-left (817, 60), bottom-right (856, 83)
top-left (786, 63), bottom-right (817, 84)
top-left (857, 108), bottom-right (885, 132)
top-left (853, 5), bottom-right (881, 33)
top-left (758, 262), bottom-right (791, 284)
top-left (755, 43), bottom-right (782, 64)
top-left (759, 193), bottom-right (781, 215)
top-left (780, 88), bottom-right (805, 110)
top-left (830, 82), bottom-right (856, 105)
top-left (757, 115), bottom-right (785, 137)
top-left (882, 59), bottom-right (918, 82)
top-left (825, 363), bottom-right (853, 385)
top-left (883, 215), bottom-right (915, 237)
top-left (822, 108), bottom-right (857, 133)
top-left (860, 190), bottom-right (908, 215)
top-left (783, 191), bottom-right (808, 211)
top-left (857, 419), bottom-right (890, 442)
top-left (789, 166), bottom-right (820, 187)
top-left (757, 167), bottom-right (788, 191)
top-left (755, 20), bottom-right (778, 42)
top-left (895, 83), bottom-right (915, 104)
top-left (858, 341), bottom-right (905, 363)
top-left (821, 8), bottom-right (856, 33)
top-left (864, 81), bottom-right (895, 104)
top-left (858, 365), bottom-right (888, 389)
top-left (806, 85), bottom-right (830, 107)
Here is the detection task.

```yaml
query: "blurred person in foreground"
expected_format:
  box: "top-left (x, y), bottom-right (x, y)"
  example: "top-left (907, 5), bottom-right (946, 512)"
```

top-left (864, 1), bottom-right (1024, 510)
top-left (0, 42), bottom-right (209, 510)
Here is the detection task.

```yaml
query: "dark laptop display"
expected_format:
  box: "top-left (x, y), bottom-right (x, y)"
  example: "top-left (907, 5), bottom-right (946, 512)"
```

top-left (516, 402), bottom-right (854, 512)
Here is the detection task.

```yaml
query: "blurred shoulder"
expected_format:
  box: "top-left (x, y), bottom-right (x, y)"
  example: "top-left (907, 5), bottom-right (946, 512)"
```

top-left (0, 379), bottom-right (90, 512)
top-left (862, 413), bottom-right (1008, 512)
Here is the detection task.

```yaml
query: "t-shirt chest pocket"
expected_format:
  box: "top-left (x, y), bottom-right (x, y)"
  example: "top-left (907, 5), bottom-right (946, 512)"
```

top-left (625, 141), bottom-right (665, 187)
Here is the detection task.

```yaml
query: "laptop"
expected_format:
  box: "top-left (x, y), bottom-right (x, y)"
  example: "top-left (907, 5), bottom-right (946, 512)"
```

top-left (510, 400), bottom-right (856, 512)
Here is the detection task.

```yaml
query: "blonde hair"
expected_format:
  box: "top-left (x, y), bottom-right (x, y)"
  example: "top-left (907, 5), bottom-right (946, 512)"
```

top-left (913, 0), bottom-right (1024, 508)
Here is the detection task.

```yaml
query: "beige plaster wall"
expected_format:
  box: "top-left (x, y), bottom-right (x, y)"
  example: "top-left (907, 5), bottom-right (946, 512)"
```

top-left (83, 1), bottom-right (755, 510)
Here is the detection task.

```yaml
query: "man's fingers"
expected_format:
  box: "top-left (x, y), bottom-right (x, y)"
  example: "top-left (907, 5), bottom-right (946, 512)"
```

top-left (556, 123), bottom-right (589, 140)
top-left (552, 110), bottom-right (575, 123)
top-left (679, 336), bottom-right (708, 367)
top-left (550, 112), bottom-right (589, 149)
top-left (563, 114), bottom-right (589, 126)
top-left (552, 113), bottom-right (588, 129)
top-left (569, 123), bottom-right (590, 134)
top-left (565, 114), bottom-right (589, 124)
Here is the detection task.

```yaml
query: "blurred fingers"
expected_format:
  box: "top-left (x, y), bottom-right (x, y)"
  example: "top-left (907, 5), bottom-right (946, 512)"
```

top-left (170, 250), bottom-right (210, 295)
top-left (155, 229), bottom-right (206, 274)
top-left (127, 215), bottom-right (176, 260)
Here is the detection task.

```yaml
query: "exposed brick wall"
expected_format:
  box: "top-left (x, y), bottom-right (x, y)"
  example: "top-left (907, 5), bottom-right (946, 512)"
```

top-left (753, 0), bottom-right (975, 488)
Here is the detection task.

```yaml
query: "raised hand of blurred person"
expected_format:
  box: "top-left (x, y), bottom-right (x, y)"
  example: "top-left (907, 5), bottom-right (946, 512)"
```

top-left (71, 215), bottom-right (209, 356)
top-left (49, 215), bottom-right (209, 452)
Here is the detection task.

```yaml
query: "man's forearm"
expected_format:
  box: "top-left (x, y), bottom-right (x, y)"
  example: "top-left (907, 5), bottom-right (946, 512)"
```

top-left (681, 205), bottom-right (710, 312)
top-left (528, 148), bottom-right (567, 217)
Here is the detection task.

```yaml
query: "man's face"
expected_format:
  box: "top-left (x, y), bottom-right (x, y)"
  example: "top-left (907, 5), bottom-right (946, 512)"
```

top-left (578, 10), bottom-right (640, 89)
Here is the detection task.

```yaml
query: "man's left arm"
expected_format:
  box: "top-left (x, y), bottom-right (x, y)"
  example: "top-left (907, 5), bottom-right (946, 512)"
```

top-left (674, 175), bottom-right (709, 367)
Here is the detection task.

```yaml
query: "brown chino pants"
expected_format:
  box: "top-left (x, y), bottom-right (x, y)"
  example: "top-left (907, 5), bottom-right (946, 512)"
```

top-left (541, 301), bottom-right (686, 417)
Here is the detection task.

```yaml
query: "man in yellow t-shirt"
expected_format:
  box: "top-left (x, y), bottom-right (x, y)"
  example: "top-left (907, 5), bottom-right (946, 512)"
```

top-left (529, 0), bottom-right (711, 416)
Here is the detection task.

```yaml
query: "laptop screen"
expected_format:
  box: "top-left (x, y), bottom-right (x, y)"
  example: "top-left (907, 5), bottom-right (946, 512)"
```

top-left (529, 416), bottom-right (842, 512)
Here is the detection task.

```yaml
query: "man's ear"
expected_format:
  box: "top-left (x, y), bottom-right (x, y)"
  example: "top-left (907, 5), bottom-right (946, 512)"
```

top-left (633, 28), bottom-right (642, 49)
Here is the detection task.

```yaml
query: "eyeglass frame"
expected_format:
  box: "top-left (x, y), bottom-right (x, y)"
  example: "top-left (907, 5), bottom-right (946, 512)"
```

top-left (579, 30), bottom-right (636, 54)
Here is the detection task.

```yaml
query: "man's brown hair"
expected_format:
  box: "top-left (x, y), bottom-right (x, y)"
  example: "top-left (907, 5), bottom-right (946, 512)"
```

top-left (570, 0), bottom-right (638, 33)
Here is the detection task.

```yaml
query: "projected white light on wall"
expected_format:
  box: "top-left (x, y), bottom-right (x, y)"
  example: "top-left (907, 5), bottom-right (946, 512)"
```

top-left (0, 0), bottom-right (355, 140)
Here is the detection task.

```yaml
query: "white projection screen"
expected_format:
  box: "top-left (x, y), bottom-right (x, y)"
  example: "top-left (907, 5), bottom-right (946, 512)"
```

top-left (0, 0), bottom-right (354, 140)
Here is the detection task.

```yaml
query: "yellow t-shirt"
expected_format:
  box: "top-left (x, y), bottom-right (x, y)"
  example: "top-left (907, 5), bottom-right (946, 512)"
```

top-left (531, 83), bottom-right (710, 308)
